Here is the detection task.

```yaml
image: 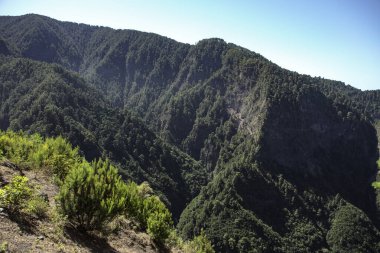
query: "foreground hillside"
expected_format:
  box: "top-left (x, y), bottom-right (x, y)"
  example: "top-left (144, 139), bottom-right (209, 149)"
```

top-left (0, 131), bottom-right (214, 253)
top-left (0, 165), bottom-right (162, 253)
top-left (0, 14), bottom-right (379, 252)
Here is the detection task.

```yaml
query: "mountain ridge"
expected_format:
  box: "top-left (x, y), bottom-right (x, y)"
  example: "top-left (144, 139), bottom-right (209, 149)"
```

top-left (0, 55), bottom-right (208, 219)
top-left (0, 14), bottom-right (379, 253)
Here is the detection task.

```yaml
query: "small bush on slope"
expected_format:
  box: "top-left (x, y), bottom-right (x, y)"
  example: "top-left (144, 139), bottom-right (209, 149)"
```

top-left (0, 131), bottom-right (41, 168)
top-left (58, 159), bottom-right (128, 230)
top-left (0, 130), bottom-right (81, 182)
top-left (56, 151), bottom-right (175, 242)
top-left (121, 180), bottom-right (174, 242)
top-left (0, 175), bottom-right (32, 213)
top-left (144, 196), bottom-right (173, 242)
top-left (167, 230), bottom-right (215, 253)
top-left (24, 194), bottom-right (49, 218)
top-left (0, 174), bottom-right (48, 217)
top-left (183, 230), bottom-right (215, 253)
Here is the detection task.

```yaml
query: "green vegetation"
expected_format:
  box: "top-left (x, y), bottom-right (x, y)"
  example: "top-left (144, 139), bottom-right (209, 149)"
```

top-left (0, 175), bottom-right (32, 213)
top-left (326, 204), bottom-right (380, 252)
top-left (0, 130), bottom-right (82, 218)
top-left (0, 56), bottom-right (207, 219)
top-left (24, 194), bottom-right (49, 218)
top-left (59, 158), bottom-right (175, 241)
top-left (0, 14), bottom-right (379, 252)
top-left (178, 160), bottom-right (380, 252)
top-left (167, 230), bottom-right (215, 253)
top-left (147, 211), bottom-right (172, 241)
top-left (183, 230), bottom-right (215, 253)
top-left (58, 159), bottom-right (128, 230)
top-left (0, 131), bottom-right (80, 181)
top-left (0, 131), bottom-right (213, 249)
top-left (0, 174), bottom-right (48, 217)
top-left (144, 196), bottom-right (173, 242)
top-left (372, 159), bottom-right (380, 189)
top-left (0, 241), bottom-right (8, 253)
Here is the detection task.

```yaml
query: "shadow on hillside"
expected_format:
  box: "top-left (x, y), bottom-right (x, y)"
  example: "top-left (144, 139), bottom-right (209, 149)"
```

top-left (65, 227), bottom-right (118, 253)
top-left (8, 212), bottom-right (38, 234)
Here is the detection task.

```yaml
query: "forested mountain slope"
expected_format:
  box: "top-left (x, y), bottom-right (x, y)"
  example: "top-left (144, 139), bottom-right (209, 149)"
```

top-left (1, 14), bottom-right (378, 164)
top-left (0, 56), bottom-right (207, 219)
top-left (0, 14), bottom-right (379, 252)
top-left (178, 80), bottom-right (380, 252)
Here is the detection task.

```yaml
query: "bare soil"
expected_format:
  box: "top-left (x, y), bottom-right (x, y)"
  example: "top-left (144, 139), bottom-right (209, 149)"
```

top-left (0, 165), bottom-right (176, 253)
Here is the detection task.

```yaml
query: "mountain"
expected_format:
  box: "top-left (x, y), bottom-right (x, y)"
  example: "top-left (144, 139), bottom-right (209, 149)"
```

top-left (1, 14), bottom-right (378, 159)
top-left (0, 56), bottom-right (207, 219)
top-left (178, 82), bottom-right (379, 252)
top-left (0, 14), bottom-right (379, 252)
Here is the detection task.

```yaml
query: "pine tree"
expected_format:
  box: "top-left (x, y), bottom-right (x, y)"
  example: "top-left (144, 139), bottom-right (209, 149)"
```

top-left (58, 159), bottom-right (128, 230)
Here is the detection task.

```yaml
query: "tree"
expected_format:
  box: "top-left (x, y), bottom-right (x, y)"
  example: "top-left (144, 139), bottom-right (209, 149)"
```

top-left (58, 159), bottom-right (128, 230)
top-left (326, 204), bottom-right (380, 252)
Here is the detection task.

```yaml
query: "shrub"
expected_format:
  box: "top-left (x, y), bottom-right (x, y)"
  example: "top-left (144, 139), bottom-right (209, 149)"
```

top-left (372, 181), bottom-right (380, 189)
top-left (30, 136), bottom-right (80, 181)
top-left (144, 196), bottom-right (173, 242)
top-left (122, 182), bottom-right (173, 243)
top-left (0, 131), bottom-right (40, 168)
top-left (0, 241), bottom-right (8, 253)
top-left (0, 175), bottom-right (49, 217)
top-left (0, 131), bottom-right (80, 181)
top-left (0, 175), bottom-right (32, 213)
top-left (123, 181), bottom-right (144, 224)
top-left (147, 211), bottom-right (173, 243)
top-left (24, 195), bottom-right (49, 218)
top-left (183, 230), bottom-right (215, 253)
top-left (137, 181), bottom-right (154, 198)
top-left (58, 159), bottom-right (128, 230)
top-left (166, 230), bottom-right (184, 249)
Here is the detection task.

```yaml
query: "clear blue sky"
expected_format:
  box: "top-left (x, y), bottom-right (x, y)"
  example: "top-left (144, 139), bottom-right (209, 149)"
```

top-left (0, 0), bottom-right (379, 90)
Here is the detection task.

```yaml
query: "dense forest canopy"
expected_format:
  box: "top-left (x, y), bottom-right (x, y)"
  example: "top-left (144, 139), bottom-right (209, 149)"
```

top-left (0, 14), bottom-right (379, 253)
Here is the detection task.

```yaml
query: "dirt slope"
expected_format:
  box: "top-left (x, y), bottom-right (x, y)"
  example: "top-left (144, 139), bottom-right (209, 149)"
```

top-left (0, 165), bottom-right (176, 253)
